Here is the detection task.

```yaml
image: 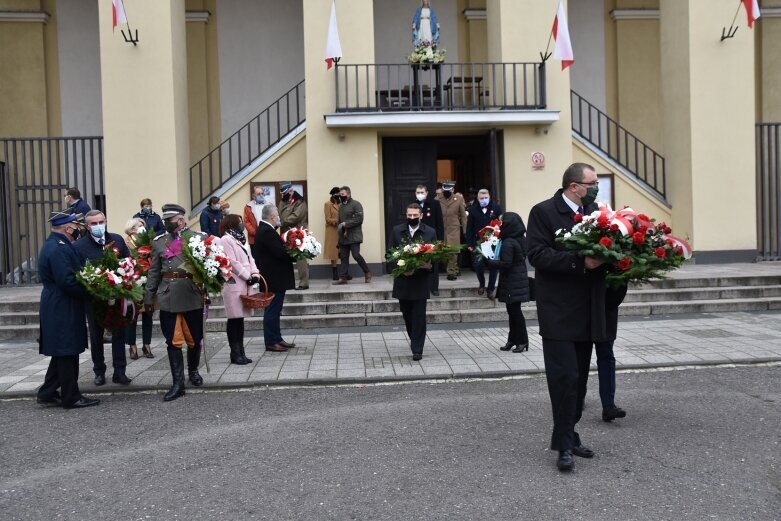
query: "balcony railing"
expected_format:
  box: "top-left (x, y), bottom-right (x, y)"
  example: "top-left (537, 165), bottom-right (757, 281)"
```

top-left (334, 62), bottom-right (547, 112)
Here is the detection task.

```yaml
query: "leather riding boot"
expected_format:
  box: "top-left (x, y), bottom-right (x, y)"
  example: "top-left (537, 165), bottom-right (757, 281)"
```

top-left (163, 347), bottom-right (186, 401)
top-left (229, 342), bottom-right (248, 365)
top-left (187, 346), bottom-right (204, 386)
top-left (238, 343), bottom-right (253, 364)
top-left (331, 267), bottom-right (339, 280)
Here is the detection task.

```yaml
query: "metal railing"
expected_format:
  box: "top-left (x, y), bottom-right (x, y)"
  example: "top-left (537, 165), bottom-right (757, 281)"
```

top-left (757, 123), bottom-right (781, 260)
top-left (570, 90), bottom-right (666, 199)
top-left (189, 80), bottom-right (305, 209)
top-left (1, 137), bottom-right (104, 284)
top-left (334, 62), bottom-right (547, 112)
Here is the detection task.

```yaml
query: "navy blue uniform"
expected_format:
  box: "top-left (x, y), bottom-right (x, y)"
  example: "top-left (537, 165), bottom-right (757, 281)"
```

top-left (133, 210), bottom-right (165, 235)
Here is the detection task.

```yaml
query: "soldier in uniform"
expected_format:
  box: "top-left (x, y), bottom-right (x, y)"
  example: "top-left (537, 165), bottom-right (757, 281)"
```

top-left (144, 204), bottom-right (207, 402)
top-left (36, 211), bottom-right (100, 409)
top-left (278, 182), bottom-right (310, 290)
top-left (436, 181), bottom-right (467, 280)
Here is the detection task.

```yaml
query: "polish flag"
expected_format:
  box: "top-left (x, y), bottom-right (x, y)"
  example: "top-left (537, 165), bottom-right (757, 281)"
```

top-left (742, 0), bottom-right (760, 28)
top-left (324, 0), bottom-right (343, 70)
top-left (112, 0), bottom-right (127, 31)
top-left (552, 0), bottom-right (574, 70)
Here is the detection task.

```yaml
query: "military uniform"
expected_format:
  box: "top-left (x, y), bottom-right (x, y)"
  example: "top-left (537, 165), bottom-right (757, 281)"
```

top-left (279, 186), bottom-right (310, 289)
top-left (145, 204), bottom-right (207, 401)
top-left (436, 183), bottom-right (467, 277)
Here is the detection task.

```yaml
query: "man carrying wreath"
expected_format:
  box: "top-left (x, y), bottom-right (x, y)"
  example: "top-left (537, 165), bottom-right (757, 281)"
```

top-left (389, 203), bottom-right (437, 361)
top-left (144, 203), bottom-right (207, 402)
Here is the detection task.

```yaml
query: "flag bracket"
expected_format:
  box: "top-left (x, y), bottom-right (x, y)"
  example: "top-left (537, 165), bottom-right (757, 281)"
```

top-left (720, 25), bottom-right (738, 41)
top-left (539, 51), bottom-right (552, 63)
top-left (121, 28), bottom-right (139, 46)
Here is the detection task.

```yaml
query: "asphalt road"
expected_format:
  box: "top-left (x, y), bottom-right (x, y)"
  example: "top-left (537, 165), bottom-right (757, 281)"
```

top-left (1, 365), bottom-right (779, 521)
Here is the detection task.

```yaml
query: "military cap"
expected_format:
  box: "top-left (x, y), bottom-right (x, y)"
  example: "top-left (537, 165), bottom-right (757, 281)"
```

top-left (161, 203), bottom-right (186, 219)
top-left (48, 210), bottom-right (79, 226)
top-left (280, 182), bottom-right (293, 193)
top-left (442, 181), bottom-right (456, 191)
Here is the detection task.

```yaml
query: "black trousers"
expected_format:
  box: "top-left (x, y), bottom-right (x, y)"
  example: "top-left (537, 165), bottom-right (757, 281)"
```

top-left (38, 355), bottom-right (81, 406)
top-left (399, 299), bottom-right (427, 354)
top-left (542, 338), bottom-right (593, 451)
top-left (506, 302), bottom-right (529, 346)
top-left (339, 243), bottom-right (369, 279)
top-left (226, 317), bottom-right (245, 344)
top-left (429, 263), bottom-right (440, 292)
top-left (86, 307), bottom-right (127, 376)
top-left (159, 308), bottom-right (204, 348)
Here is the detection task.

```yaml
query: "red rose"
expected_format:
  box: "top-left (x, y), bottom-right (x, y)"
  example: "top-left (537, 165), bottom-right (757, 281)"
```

top-left (616, 257), bottom-right (631, 271)
top-left (610, 224), bottom-right (619, 232)
top-left (599, 237), bottom-right (613, 249)
top-left (637, 214), bottom-right (650, 222)
top-left (655, 247), bottom-right (666, 258)
top-left (597, 215), bottom-right (610, 229)
top-left (632, 232), bottom-right (646, 245)
top-left (573, 213), bottom-right (583, 223)
top-left (665, 226), bottom-right (672, 234)
top-left (675, 246), bottom-right (684, 256)
top-left (637, 225), bottom-right (648, 234)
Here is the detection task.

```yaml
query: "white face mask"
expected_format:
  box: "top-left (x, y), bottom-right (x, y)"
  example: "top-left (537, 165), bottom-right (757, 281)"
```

top-left (136, 226), bottom-right (146, 235)
top-left (416, 193), bottom-right (426, 202)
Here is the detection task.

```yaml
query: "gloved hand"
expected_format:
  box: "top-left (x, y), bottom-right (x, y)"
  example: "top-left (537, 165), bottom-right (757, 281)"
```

top-left (249, 275), bottom-right (260, 286)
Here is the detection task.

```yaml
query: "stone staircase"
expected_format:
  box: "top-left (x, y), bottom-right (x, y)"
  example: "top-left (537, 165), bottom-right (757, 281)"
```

top-left (2, 269), bottom-right (781, 342)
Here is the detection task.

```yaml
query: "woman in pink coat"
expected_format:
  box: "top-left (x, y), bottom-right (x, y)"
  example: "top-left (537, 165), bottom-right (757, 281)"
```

top-left (218, 214), bottom-right (261, 365)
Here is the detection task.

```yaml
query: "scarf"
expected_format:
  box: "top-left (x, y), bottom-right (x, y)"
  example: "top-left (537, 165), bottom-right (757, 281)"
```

top-left (227, 228), bottom-right (247, 245)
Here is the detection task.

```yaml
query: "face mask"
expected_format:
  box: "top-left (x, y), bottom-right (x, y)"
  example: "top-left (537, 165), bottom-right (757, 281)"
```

top-left (479, 197), bottom-right (490, 207)
top-left (211, 204), bottom-right (221, 211)
top-left (90, 224), bottom-right (105, 238)
top-left (580, 185), bottom-right (599, 207)
top-left (141, 207), bottom-right (152, 216)
top-left (281, 193), bottom-right (291, 202)
top-left (340, 195), bottom-right (349, 204)
top-left (331, 195), bottom-right (341, 204)
top-left (255, 195), bottom-right (265, 204)
top-left (238, 222), bottom-right (246, 233)
top-left (407, 217), bottom-right (420, 227)
top-left (66, 227), bottom-right (79, 242)
top-left (137, 226), bottom-right (146, 235)
top-left (443, 191), bottom-right (452, 199)
top-left (165, 221), bottom-right (180, 234)
top-left (415, 193), bottom-right (426, 202)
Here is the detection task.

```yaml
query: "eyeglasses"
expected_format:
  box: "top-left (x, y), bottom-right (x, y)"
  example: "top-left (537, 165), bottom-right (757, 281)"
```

top-left (576, 181), bottom-right (599, 188)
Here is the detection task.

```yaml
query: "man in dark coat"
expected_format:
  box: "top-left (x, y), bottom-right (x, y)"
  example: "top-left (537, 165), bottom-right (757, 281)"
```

top-left (74, 210), bottom-right (132, 387)
top-left (199, 196), bottom-right (224, 236)
top-left (527, 162), bottom-right (607, 472)
top-left (255, 204), bottom-right (296, 352)
top-left (36, 211), bottom-right (100, 409)
top-left (64, 187), bottom-right (91, 238)
top-left (414, 184), bottom-right (444, 296)
top-left (466, 189), bottom-right (503, 298)
top-left (596, 284), bottom-right (629, 422)
top-left (390, 203), bottom-right (437, 361)
top-left (334, 186), bottom-right (372, 284)
top-left (133, 198), bottom-right (165, 235)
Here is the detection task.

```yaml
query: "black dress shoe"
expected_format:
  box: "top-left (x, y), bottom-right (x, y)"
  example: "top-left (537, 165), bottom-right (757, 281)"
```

top-left (512, 343), bottom-right (529, 353)
top-left (446, 274), bottom-right (457, 281)
top-left (94, 373), bottom-right (106, 386)
top-left (112, 374), bottom-right (132, 385)
top-left (412, 353), bottom-right (422, 361)
top-left (431, 290), bottom-right (439, 297)
top-left (557, 450), bottom-right (574, 472)
top-left (37, 392), bottom-right (62, 407)
top-left (63, 397), bottom-right (100, 409)
top-left (572, 445), bottom-right (595, 458)
top-left (295, 285), bottom-right (309, 290)
top-left (279, 340), bottom-right (296, 348)
top-left (602, 405), bottom-right (627, 422)
top-left (499, 342), bottom-right (513, 351)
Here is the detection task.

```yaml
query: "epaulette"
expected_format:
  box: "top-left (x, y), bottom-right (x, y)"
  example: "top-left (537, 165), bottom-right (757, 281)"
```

top-left (153, 233), bottom-right (167, 241)
top-left (58, 240), bottom-right (66, 245)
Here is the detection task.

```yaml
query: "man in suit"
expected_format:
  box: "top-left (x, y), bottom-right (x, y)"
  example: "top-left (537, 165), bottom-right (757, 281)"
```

top-left (414, 184), bottom-right (444, 296)
top-left (36, 211), bottom-right (100, 409)
top-left (74, 210), bottom-right (132, 387)
top-left (254, 204), bottom-right (296, 352)
top-left (466, 189), bottom-right (503, 299)
top-left (527, 162), bottom-right (607, 472)
top-left (144, 204), bottom-right (207, 401)
top-left (279, 182), bottom-right (310, 290)
top-left (390, 203), bottom-right (437, 361)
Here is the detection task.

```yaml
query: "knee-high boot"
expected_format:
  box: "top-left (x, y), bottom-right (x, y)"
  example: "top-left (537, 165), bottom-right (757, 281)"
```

top-left (164, 346), bottom-right (185, 401)
top-left (187, 345), bottom-right (204, 386)
top-left (331, 266), bottom-right (339, 281)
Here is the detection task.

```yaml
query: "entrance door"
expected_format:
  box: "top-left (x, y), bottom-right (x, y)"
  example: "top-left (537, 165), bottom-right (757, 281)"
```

top-left (382, 138), bottom-right (437, 246)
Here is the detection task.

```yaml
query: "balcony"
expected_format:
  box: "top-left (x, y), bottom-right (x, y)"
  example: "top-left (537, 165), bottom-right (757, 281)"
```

top-left (325, 62), bottom-right (559, 129)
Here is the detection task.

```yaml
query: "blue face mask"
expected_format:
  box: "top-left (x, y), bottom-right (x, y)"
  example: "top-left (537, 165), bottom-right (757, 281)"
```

top-left (255, 195), bottom-right (265, 204)
top-left (479, 197), bottom-right (490, 207)
top-left (90, 224), bottom-right (106, 238)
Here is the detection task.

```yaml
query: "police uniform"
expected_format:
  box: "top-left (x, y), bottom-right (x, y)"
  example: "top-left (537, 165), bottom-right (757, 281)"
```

top-left (144, 204), bottom-right (207, 401)
top-left (36, 211), bottom-right (100, 409)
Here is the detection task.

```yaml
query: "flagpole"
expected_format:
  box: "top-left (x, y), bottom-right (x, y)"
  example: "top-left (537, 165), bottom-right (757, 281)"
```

top-left (540, 2), bottom-right (559, 63)
top-left (721, 0), bottom-right (744, 41)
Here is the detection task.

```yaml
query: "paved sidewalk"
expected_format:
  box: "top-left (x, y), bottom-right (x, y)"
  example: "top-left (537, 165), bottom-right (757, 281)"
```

top-left (2, 310), bottom-right (781, 397)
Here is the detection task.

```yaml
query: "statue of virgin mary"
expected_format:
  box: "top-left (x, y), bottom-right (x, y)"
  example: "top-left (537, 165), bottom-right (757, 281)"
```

top-left (411, 0), bottom-right (440, 48)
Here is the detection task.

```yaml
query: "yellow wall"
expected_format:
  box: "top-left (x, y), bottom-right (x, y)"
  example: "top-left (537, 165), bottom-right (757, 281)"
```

top-left (759, 0), bottom-right (781, 121)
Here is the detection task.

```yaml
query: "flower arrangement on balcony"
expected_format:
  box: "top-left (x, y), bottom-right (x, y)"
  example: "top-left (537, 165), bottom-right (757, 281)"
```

top-left (407, 43), bottom-right (446, 65)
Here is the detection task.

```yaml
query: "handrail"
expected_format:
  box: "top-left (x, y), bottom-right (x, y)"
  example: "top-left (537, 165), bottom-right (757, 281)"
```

top-left (189, 80), bottom-right (305, 208)
top-left (570, 90), bottom-right (666, 199)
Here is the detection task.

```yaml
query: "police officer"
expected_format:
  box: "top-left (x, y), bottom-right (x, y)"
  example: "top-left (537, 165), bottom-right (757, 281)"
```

top-left (36, 211), bottom-right (100, 409)
top-left (144, 204), bottom-right (207, 402)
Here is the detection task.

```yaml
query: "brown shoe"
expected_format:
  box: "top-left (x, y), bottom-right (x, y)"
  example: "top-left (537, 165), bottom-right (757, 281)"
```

top-left (478, 287), bottom-right (485, 295)
top-left (365, 271), bottom-right (373, 283)
top-left (279, 340), bottom-right (296, 348)
top-left (128, 345), bottom-right (139, 360)
top-left (142, 345), bottom-right (154, 358)
top-left (265, 343), bottom-right (289, 352)
top-left (333, 279), bottom-right (349, 285)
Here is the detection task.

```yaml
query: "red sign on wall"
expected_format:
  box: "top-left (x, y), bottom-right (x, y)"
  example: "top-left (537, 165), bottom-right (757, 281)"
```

top-left (531, 152), bottom-right (546, 170)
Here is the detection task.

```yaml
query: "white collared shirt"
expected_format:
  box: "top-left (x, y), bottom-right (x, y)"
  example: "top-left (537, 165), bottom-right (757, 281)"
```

top-left (408, 225), bottom-right (420, 237)
top-left (561, 193), bottom-right (581, 214)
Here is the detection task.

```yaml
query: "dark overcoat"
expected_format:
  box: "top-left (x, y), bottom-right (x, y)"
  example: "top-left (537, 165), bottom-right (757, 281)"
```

top-left (390, 223), bottom-right (437, 300)
top-left (605, 283), bottom-right (628, 341)
top-left (417, 196), bottom-right (445, 241)
top-left (200, 207), bottom-right (223, 236)
top-left (38, 232), bottom-right (89, 356)
top-left (255, 221), bottom-right (295, 293)
top-left (466, 201), bottom-right (504, 248)
top-left (338, 198), bottom-right (364, 245)
top-left (74, 232), bottom-right (130, 263)
top-left (526, 189), bottom-right (607, 342)
top-left (487, 212), bottom-right (530, 304)
top-left (133, 210), bottom-right (165, 235)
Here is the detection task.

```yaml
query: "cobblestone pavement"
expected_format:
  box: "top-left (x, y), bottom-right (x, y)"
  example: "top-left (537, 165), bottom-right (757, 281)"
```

top-left (2, 310), bottom-right (781, 396)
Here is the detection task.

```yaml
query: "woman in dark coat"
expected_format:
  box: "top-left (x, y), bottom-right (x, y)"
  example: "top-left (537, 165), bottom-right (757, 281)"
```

top-left (487, 212), bottom-right (531, 353)
top-left (595, 283), bottom-right (629, 421)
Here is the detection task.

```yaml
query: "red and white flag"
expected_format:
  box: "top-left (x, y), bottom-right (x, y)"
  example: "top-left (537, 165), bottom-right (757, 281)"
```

top-left (324, 0), bottom-right (342, 70)
top-left (742, 0), bottom-right (760, 28)
top-left (112, 0), bottom-right (127, 31)
top-left (552, 0), bottom-right (574, 70)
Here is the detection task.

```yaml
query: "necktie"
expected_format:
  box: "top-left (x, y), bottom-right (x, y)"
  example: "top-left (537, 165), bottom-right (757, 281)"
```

top-left (577, 206), bottom-right (584, 215)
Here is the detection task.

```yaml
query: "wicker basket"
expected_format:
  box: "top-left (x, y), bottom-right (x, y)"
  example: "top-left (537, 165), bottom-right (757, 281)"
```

top-left (239, 274), bottom-right (275, 309)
